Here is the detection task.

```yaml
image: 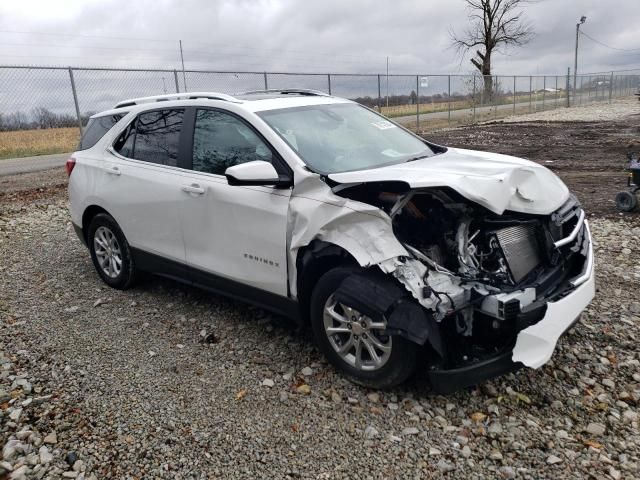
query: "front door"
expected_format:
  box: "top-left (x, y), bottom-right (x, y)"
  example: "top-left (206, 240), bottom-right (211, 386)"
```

top-left (179, 108), bottom-right (291, 297)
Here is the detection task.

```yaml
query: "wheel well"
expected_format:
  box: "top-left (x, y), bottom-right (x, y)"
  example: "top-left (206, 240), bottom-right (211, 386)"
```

top-left (296, 241), bottom-right (357, 326)
top-left (81, 205), bottom-right (109, 242)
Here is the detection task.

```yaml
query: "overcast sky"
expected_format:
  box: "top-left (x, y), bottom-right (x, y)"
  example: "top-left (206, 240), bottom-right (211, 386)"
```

top-left (1, 0), bottom-right (639, 75)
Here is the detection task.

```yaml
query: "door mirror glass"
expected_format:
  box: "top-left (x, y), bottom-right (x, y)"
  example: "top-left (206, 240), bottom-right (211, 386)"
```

top-left (225, 160), bottom-right (291, 187)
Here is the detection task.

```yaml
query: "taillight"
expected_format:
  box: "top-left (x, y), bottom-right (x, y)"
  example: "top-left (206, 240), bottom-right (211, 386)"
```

top-left (66, 157), bottom-right (76, 177)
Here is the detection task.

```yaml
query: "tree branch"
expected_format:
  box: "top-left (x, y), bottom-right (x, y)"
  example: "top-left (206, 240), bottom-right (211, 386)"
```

top-left (449, 0), bottom-right (535, 74)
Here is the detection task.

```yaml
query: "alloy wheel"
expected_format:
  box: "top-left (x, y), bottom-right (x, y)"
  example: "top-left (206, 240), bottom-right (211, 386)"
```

top-left (93, 226), bottom-right (123, 278)
top-left (322, 295), bottom-right (392, 371)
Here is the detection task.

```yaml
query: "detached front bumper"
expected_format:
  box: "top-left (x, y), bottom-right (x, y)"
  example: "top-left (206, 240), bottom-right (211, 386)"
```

top-left (428, 220), bottom-right (595, 394)
top-left (512, 220), bottom-right (595, 367)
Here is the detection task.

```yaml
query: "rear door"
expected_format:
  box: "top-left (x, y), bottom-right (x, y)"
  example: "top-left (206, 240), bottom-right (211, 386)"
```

top-left (97, 108), bottom-right (188, 271)
top-left (179, 108), bottom-right (292, 297)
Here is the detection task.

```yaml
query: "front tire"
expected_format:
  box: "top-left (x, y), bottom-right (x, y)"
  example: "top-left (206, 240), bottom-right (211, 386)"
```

top-left (310, 267), bottom-right (419, 389)
top-left (88, 213), bottom-right (137, 290)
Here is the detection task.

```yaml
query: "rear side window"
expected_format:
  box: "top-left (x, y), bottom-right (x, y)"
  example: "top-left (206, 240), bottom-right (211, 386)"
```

top-left (78, 114), bottom-right (125, 150)
top-left (113, 109), bottom-right (184, 167)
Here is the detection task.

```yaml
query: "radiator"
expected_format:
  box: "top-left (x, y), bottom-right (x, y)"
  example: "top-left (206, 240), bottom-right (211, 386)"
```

top-left (495, 224), bottom-right (541, 283)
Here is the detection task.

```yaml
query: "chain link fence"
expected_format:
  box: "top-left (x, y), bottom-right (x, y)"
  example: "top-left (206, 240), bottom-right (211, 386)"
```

top-left (1, 65), bottom-right (638, 136)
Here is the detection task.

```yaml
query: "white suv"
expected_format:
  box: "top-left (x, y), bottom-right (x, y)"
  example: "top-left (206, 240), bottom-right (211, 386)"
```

top-left (68, 89), bottom-right (594, 391)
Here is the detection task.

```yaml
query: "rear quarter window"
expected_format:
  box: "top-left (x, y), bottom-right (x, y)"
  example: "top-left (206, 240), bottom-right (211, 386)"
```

top-left (78, 113), bottom-right (126, 151)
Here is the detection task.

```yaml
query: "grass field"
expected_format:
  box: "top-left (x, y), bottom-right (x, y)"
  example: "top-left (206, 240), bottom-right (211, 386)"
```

top-left (380, 91), bottom-right (563, 118)
top-left (0, 127), bottom-right (80, 160)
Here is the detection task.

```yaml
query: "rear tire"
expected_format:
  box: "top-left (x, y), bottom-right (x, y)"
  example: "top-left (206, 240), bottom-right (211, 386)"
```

top-left (310, 267), bottom-right (419, 389)
top-left (88, 213), bottom-right (137, 290)
top-left (615, 191), bottom-right (638, 212)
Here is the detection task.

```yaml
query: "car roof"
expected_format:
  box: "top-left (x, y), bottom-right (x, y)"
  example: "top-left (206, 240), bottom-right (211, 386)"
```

top-left (92, 90), bottom-right (352, 119)
top-left (90, 107), bottom-right (131, 119)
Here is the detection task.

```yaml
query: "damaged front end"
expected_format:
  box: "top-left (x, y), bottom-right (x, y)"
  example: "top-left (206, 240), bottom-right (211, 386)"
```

top-left (326, 183), bottom-right (594, 393)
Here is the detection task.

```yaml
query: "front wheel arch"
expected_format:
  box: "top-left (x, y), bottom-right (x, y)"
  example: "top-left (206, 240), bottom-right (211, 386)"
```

top-left (295, 241), bottom-right (358, 326)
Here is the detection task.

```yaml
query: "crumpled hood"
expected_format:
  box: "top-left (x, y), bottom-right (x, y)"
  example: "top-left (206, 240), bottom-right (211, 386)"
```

top-left (328, 147), bottom-right (569, 215)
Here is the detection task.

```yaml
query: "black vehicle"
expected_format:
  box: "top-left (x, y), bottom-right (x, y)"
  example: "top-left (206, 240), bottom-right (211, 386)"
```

top-left (615, 153), bottom-right (640, 212)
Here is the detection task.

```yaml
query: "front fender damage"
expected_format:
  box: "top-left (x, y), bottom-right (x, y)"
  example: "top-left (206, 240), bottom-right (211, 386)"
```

top-left (287, 176), bottom-right (407, 297)
top-left (287, 176), bottom-right (458, 350)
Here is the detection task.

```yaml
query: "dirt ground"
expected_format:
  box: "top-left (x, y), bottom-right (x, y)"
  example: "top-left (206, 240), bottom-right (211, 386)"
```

top-left (427, 116), bottom-right (640, 218)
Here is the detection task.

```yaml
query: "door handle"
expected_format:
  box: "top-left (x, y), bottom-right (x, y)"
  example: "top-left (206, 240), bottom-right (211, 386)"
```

top-left (105, 166), bottom-right (121, 176)
top-left (181, 183), bottom-right (205, 195)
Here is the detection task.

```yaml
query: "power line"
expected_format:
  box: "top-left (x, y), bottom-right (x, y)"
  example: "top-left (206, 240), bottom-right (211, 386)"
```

top-left (579, 30), bottom-right (640, 53)
top-left (0, 41), bottom-right (383, 66)
top-left (0, 29), bottom-right (380, 62)
top-left (0, 54), bottom-right (387, 74)
top-left (0, 29), bottom-right (176, 43)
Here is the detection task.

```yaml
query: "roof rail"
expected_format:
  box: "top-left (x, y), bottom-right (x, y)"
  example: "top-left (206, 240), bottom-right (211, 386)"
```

top-left (113, 91), bottom-right (241, 108)
top-left (239, 88), bottom-right (330, 97)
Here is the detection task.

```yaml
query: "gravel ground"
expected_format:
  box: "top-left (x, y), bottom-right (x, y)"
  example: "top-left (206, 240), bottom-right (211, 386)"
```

top-left (2, 120), bottom-right (640, 478)
top-left (497, 97), bottom-right (638, 123)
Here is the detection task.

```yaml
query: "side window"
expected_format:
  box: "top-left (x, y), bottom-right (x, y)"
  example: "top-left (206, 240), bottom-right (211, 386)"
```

top-left (113, 109), bottom-right (184, 166)
top-left (133, 109), bottom-right (184, 166)
top-left (192, 109), bottom-right (273, 175)
top-left (113, 118), bottom-right (136, 158)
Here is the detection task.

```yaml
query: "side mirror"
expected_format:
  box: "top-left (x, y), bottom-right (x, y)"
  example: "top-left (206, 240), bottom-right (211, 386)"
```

top-left (225, 160), bottom-right (292, 188)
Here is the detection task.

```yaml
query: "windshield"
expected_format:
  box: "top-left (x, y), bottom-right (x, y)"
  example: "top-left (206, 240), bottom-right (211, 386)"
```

top-left (257, 103), bottom-right (434, 174)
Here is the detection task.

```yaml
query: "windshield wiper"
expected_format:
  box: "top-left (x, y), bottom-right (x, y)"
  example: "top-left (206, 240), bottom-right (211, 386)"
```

top-left (405, 154), bottom-right (430, 163)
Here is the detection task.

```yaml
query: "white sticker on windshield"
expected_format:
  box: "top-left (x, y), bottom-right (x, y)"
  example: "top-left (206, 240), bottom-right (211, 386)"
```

top-left (371, 120), bottom-right (397, 130)
top-left (381, 149), bottom-right (404, 158)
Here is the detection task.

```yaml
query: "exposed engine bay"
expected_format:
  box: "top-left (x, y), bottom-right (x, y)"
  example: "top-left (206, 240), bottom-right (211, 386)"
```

top-left (332, 183), bottom-right (590, 377)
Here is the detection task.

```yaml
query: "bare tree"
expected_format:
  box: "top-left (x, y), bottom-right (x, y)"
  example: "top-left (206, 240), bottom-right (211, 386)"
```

top-left (451, 0), bottom-right (534, 98)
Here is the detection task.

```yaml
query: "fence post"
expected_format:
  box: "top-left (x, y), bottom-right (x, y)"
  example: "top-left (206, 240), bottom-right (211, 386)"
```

top-left (173, 70), bottom-right (180, 93)
top-left (554, 76), bottom-right (558, 109)
top-left (494, 76), bottom-right (498, 120)
top-left (513, 75), bottom-right (516, 114)
top-left (68, 67), bottom-right (83, 135)
top-left (472, 75), bottom-right (477, 123)
top-left (416, 75), bottom-right (420, 132)
top-left (609, 71), bottom-right (613, 103)
top-left (377, 74), bottom-right (381, 111)
top-left (542, 76), bottom-right (546, 111)
top-left (566, 68), bottom-right (570, 107)
top-left (447, 75), bottom-right (451, 124)
top-left (529, 75), bottom-right (532, 112)
top-left (327, 74), bottom-right (332, 95)
top-left (263, 72), bottom-right (268, 90)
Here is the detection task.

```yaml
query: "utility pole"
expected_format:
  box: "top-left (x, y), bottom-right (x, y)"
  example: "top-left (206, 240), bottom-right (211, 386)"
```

top-left (573, 16), bottom-right (586, 102)
top-left (386, 56), bottom-right (389, 108)
top-left (179, 40), bottom-right (188, 92)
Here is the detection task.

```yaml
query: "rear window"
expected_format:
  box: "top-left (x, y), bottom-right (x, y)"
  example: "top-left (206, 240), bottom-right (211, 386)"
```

top-left (78, 113), bottom-right (126, 150)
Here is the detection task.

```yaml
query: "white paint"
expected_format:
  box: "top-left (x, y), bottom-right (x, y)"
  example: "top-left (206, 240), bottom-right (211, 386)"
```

top-left (225, 160), bottom-right (280, 183)
top-left (329, 147), bottom-right (569, 215)
top-left (512, 223), bottom-right (595, 368)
